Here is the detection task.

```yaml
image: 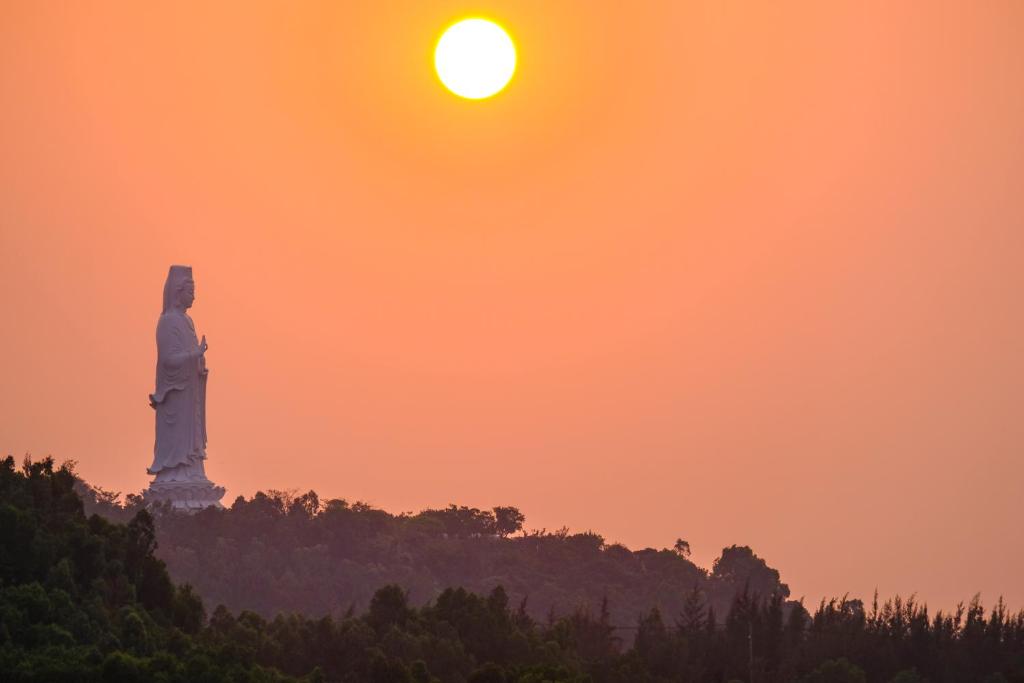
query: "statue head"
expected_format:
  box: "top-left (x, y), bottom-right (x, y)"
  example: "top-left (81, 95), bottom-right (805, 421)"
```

top-left (162, 265), bottom-right (195, 313)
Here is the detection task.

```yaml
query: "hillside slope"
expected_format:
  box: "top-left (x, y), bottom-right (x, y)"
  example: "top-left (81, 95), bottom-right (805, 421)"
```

top-left (86, 486), bottom-right (794, 630)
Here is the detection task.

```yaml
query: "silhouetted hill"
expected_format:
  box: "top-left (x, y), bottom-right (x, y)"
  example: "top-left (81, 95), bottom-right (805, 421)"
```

top-left (81, 485), bottom-right (794, 634)
top-left (3, 459), bottom-right (1022, 681)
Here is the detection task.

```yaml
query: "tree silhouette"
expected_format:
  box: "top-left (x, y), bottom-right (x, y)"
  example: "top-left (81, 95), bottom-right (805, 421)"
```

top-left (493, 506), bottom-right (525, 537)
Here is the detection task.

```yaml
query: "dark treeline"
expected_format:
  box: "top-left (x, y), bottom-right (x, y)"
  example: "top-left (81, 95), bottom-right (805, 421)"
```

top-left (2, 458), bottom-right (1022, 682)
top-left (80, 484), bottom-right (793, 636)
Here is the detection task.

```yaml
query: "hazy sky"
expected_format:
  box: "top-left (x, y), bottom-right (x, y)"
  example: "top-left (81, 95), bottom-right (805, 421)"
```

top-left (2, 1), bottom-right (1022, 612)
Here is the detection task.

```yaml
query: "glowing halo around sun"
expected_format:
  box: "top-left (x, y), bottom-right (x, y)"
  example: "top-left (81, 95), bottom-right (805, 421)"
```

top-left (434, 18), bottom-right (516, 100)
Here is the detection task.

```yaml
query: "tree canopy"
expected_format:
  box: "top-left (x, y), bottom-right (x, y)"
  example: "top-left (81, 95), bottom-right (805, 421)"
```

top-left (80, 483), bottom-right (795, 635)
top-left (2, 458), bottom-right (1021, 682)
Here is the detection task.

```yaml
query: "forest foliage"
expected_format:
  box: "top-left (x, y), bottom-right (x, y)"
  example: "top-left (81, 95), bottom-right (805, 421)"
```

top-left (1, 457), bottom-right (1022, 682)
top-left (81, 483), bottom-right (791, 633)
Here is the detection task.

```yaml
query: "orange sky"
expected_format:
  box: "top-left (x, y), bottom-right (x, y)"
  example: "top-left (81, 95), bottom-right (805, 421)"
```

top-left (2, 1), bottom-right (1022, 612)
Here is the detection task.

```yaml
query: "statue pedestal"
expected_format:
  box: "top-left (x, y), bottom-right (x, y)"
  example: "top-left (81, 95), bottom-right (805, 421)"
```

top-left (144, 479), bottom-right (226, 512)
top-left (144, 458), bottom-right (225, 512)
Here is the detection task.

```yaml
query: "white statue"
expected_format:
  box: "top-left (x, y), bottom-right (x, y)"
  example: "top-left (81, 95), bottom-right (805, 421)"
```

top-left (144, 265), bottom-right (225, 511)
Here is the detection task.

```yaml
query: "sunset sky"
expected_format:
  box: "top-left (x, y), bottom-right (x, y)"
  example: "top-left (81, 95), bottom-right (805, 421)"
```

top-left (2, 1), bottom-right (1022, 612)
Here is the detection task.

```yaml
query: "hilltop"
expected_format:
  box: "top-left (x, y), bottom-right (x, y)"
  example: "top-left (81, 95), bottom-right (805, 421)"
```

top-left (2, 458), bottom-right (1021, 682)
top-left (80, 484), bottom-right (794, 633)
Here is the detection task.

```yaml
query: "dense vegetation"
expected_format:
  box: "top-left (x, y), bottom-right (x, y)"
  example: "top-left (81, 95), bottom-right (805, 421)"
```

top-left (81, 485), bottom-right (793, 633)
top-left (2, 458), bottom-right (1022, 682)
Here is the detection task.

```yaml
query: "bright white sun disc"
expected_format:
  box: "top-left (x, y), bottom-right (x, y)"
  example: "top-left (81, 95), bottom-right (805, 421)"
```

top-left (435, 18), bottom-right (516, 99)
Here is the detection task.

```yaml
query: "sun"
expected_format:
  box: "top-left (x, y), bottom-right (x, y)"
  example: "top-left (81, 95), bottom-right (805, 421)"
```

top-left (434, 18), bottom-right (516, 100)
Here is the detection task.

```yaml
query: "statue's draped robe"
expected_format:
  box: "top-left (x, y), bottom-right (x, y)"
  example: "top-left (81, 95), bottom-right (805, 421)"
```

top-left (148, 311), bottom-right (208, 476)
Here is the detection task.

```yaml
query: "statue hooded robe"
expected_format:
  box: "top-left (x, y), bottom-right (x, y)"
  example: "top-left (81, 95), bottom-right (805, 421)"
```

top-left (148, 265), bottom-right (208, 478)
